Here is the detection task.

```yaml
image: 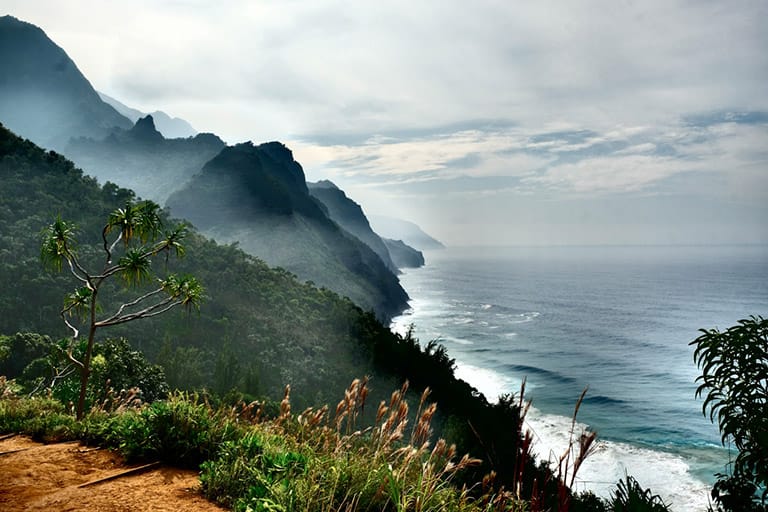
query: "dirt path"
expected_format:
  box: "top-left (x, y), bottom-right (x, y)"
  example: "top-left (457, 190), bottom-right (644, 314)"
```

top-left (0, 435), bottom-right (227, 511)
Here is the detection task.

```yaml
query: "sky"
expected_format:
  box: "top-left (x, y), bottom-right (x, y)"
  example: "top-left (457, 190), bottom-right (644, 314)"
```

top-left (5, 0), bottom-right (768, 246)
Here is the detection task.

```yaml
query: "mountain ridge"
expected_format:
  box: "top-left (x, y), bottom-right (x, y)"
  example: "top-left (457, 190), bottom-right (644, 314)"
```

top-left (308, 180), bottom-right (399, 273)
top-left (166, 142), bottom-right (409, 320)
top-left (0, 15), bottom-right (132, 150)
top-left (98, 91), bottom-right (198, 139)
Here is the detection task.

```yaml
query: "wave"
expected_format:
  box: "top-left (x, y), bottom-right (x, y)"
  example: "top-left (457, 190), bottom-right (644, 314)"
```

top-left (502, 363), bottom-right (577, 385)
top-left (582, 395), bottom-right (629, 407)
top-left (525, 408), bottom-right (712, 511)
top-left (457, 361), bottom-right (713, 511)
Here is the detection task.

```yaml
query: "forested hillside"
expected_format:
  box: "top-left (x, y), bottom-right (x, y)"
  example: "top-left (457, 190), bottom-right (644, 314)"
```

top-left (0, 123), bottom-right (565, 499)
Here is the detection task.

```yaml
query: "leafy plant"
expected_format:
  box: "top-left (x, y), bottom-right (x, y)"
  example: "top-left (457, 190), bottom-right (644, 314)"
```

top-left (610, 474), bottom-right (670, 511)
top-left (41, 201), bottom-right (203, 419)
top-left (691, 315), bottom-right (768, 510)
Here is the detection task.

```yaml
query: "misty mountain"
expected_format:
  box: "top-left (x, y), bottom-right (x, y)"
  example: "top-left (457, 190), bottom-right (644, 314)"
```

top-left (0, 16), bottom-right (132, 150)
top-left (382, 238), bottom-right (425, 268)
top-left (0, 120), bottom-right (402, 406)
top-left (308, 180), bottom-right (398, 273)
top-left (166, 141), bottom-right (409, 320)
top-left (369, 215), bottom-right (445, 250)
top-left (65, 115), bottom-right (225, 203)
top-left (98, 92), bottom-right (197, 139)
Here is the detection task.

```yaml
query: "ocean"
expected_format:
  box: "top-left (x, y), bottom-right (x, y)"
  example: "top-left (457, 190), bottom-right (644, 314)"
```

top-left (390, 245), bottom-right (768, 511)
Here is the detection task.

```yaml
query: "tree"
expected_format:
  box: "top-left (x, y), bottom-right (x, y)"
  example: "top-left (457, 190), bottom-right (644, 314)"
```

top-left (691, 315), bottom-right (768, 511)
top-left (41, 200), bottom-right (203, 419)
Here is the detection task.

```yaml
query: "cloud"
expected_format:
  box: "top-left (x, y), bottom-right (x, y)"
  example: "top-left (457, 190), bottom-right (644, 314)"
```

top-left (293, 114), bottom-right (768, 203)
top-left (6, 0), bottom-right (767, 142)
top-left (4, 0), bottom-right (767, 244)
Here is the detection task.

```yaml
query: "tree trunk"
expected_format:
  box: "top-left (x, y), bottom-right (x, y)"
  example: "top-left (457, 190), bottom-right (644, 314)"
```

top-left (75, 295), bottom-right (98, 420)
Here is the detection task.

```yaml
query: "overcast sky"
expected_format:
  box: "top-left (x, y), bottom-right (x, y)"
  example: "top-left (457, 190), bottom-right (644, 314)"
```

top-left (6, 0), bottom-right (768, 246)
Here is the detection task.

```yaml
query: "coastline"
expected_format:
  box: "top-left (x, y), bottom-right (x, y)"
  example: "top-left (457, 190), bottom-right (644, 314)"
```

top-left (387, 247), bottom-right (756, 510)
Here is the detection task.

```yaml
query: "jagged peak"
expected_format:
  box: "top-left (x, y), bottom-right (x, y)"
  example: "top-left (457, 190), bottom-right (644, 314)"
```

top-left (309, 180), bottom-right (339, 190)
top-left (0, 15), bottom-right (31, 27)
top-left (129, 115), bottom-right (164, 142)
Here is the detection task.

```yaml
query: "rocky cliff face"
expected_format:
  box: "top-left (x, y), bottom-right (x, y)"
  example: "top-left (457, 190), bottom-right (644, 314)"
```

top-left (382, 238), bottom-right (425, 269)
top-left (309, 180), bottom-right (398, 273)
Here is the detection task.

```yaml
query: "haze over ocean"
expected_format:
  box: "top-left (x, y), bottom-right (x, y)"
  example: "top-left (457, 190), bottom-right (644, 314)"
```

top-left (392, 244), bottom-right (768, 510)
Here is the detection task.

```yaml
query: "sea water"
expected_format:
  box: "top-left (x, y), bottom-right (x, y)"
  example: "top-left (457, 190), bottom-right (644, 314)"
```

top-left (391, 245), bottom-right (768, 511)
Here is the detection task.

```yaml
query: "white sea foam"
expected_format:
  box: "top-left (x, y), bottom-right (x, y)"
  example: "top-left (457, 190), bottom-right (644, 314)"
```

top-left (454, 361), bottom-right (524, 397)
top-left (444, 336), bottom-right (474, 345)
top-left (460, 363), bottom-right (713, 511)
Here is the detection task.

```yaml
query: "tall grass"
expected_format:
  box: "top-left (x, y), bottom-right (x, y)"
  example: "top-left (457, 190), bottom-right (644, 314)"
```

top-left (0, 376), bottom-right (669, 511)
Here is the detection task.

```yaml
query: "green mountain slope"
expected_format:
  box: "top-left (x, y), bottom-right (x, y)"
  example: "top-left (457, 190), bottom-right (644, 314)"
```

top-left (0, 122), bottom-right (384, 406)
top-left (166, 142), bottom-right (409, 320)
top-left (0, 117), bottom-right (559, 504)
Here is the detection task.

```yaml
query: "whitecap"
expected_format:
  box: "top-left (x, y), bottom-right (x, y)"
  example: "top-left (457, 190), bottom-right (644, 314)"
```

top-left (444, 336), bottom-right (474, 345)
top-left (525, 408), bottom-right (712, 511)
top-left (453, 361), bottom-right (713, 512)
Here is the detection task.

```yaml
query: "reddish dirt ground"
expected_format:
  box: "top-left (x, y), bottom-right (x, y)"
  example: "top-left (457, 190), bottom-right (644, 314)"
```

top-left (0, 435), bottom-right (227, 511)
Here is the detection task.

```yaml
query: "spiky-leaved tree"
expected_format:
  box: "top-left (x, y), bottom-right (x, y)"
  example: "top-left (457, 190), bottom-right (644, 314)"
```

top-left (41, 200), bottom-right (203, 419)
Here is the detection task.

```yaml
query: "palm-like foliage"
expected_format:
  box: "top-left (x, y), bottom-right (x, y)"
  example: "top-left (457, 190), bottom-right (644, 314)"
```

top-left (162, 274), bottom-right (204, 311)
top-left (118, 247), bottom-right (152, 286)
top-left (156, 224), bottom-right (188, 262)
top-left (41, 200), bottom-right (203, 419)
top-left (40, 216), bottom-right (77, 271)
top-left (63, 287), bottom-right (93, 321)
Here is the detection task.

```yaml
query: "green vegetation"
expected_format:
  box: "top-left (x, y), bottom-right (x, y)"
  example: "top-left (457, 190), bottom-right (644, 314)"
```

top-left (41, 200), bottom-right (202, 419)
top-left (610, 475), bottom-right (670, 511)
top-left (0, 123), bottom-right (676, 510)
top-left (691, 315), bottom-right (768, 511)
top-left (0, 379), bottom-right (669, 511)
top-left (165, 141), bottom-right (409, 320)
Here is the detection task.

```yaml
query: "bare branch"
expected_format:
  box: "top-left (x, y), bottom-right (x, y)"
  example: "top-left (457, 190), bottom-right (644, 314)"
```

top-left (107, 232), bottom-right (122, 264)
top-left (66, 345), bottom-right (84, 370)
top-left (66, 258), bottom-right (89, 284)
top-left (95, 297), bottom-right (181, 327)
top-left (98, 287), bottom-right (166, 325)
top-left (61, 311), bottom-right (80, 339)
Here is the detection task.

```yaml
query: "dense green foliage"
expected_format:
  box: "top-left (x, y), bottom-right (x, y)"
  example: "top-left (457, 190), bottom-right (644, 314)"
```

top-left (0, 383), bottom-right (669, 512)
top-left (0, 122), bottom-right (545, 497)
top-left (41, 198), bottom-right (203, 418)
top-left (0, 122), bottom-right (384, 405)
top-left (609, 475), bottom-right (670, 511)
top-left (0, 123), bottom-right (677, 510)
top-left (691, 316), bottom-right (768, 511)
top-left (0, 332), bottom-right (168, 409)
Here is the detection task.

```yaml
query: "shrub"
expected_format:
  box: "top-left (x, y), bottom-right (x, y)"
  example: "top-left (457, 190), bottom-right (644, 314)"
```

top-left (691, 315), bottom-right (768, 510)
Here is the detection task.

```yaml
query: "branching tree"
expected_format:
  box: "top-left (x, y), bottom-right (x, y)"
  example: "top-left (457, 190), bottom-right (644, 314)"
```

top-left (691, 315), bottom-right (768, 511)
top-left (41, 200), bottom-right (203, 419)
